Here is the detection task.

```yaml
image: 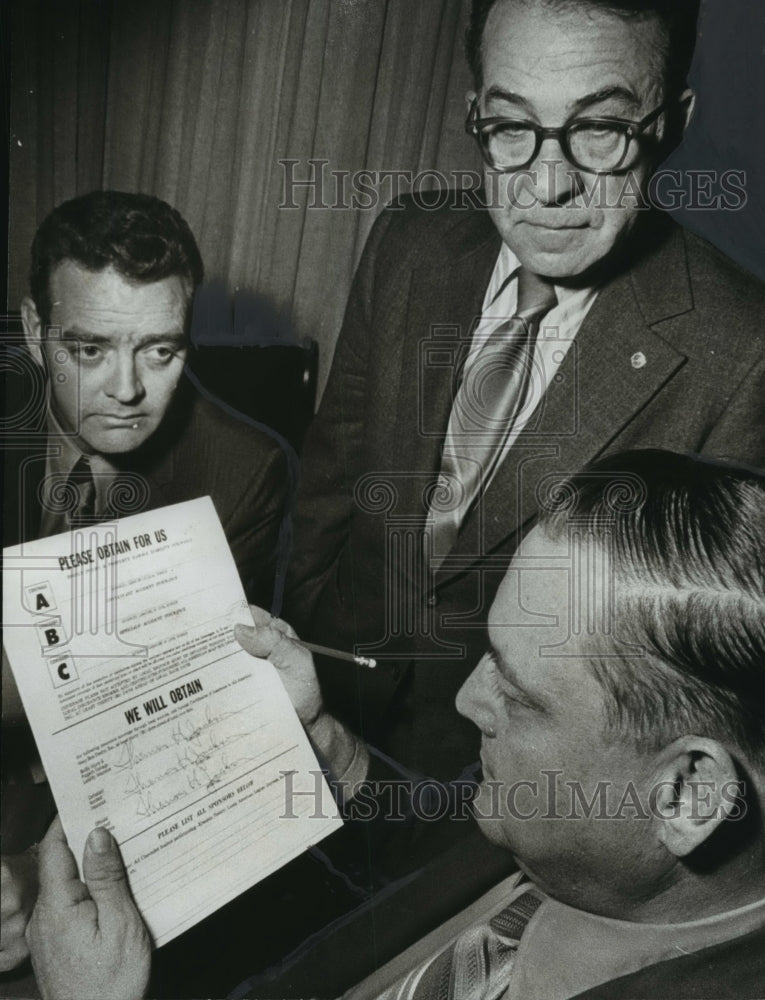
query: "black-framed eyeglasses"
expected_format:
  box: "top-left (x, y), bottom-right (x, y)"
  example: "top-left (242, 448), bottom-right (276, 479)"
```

top-left (465, 98), bottom-right (671, 175)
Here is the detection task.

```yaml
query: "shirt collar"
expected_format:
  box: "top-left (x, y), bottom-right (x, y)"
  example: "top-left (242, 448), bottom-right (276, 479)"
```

top-left (46, 407), bottom-right (119, 482)
top-left (46, 407), bottom-right (85, 482)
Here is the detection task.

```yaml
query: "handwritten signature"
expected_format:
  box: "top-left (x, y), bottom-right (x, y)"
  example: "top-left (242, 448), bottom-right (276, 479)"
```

top-left (107, 702), bottom-right (261, 820)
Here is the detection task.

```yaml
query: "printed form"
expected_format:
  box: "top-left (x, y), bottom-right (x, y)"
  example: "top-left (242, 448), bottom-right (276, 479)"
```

top-left (2, 497), bottom-right (342, 946)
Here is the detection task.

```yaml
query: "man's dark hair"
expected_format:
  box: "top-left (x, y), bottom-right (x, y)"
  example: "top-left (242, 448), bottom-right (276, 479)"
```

top-left (466, 0), bottom-right (701, 95)
top-left (30, 190), bottom-right (204, 325)
top-left (539, 450), bottom-right (765, 769)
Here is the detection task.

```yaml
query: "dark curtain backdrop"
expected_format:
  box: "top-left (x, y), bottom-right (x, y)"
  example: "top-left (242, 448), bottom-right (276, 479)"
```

top-left (8, 0), bottom-right (765, 397)
top-left (9, 0), bottom-right (477, 394)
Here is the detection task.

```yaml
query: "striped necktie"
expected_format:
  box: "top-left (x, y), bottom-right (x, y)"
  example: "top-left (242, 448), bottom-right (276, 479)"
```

top-left (427, 269), bottom-right (557, 570)
top-left (375, 888), bottom-right (544, 1000)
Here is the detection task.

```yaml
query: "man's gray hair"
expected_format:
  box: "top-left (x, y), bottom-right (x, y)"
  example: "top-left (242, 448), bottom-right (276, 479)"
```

top-left (466, 0), bottom-right (700, 95)
top-left (540, 449), bottom-right (765, 769)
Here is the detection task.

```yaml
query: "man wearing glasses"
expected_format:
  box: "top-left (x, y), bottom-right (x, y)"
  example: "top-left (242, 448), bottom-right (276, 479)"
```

top-left (287, 0), bottom-right (765, 790)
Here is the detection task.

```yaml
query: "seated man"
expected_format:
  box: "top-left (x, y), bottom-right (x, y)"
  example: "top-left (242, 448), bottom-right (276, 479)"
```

top-left (1, 190), bottom-right (292, 973)
top-left (4, 189), bottom-right (291, 604)
top-left (25, 450), bottom-right (765, 998)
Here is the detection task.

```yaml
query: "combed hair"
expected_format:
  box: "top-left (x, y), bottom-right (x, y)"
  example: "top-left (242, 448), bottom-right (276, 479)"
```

top-left (30, 190), bottom-right (204, 324)
top-left (466, 0), bottom-right (701, 95)
top-left (540, 450), bottom-right (765, 768)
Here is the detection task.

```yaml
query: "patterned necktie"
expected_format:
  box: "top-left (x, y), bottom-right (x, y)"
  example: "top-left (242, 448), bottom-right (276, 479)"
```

top-left (67, 455), bottom-right (97, 528)
top-left (427, 270), bottom-right (557, 570)
top-left (375, 888), bottom-right (543, 1000)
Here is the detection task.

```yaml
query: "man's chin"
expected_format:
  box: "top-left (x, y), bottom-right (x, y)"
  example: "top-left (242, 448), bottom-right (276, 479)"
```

top-left (490, 217), bottom-right (613, 279)
top-left (80, 426), bottom-right (157, 456)
top-left (472, 780), bottom-right (502, 824)
top-left (511, 242), bottom-right (606, 282)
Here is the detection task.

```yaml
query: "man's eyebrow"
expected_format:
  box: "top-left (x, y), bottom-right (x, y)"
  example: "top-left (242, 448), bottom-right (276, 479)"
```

top-left (134, 332), bottom-right (187, 348)
top-left (483, 85), bottom-right (642, 118)
top-left (568, 86), bottom-right (643, 116)
top-left (483, 87), bottom-right (535, 113)
top-left (61, 330), bottom-right (186, 347)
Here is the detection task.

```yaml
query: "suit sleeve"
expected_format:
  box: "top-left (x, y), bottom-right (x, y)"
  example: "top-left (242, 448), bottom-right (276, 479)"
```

top-left (284, 208), bottom-right (397, 637)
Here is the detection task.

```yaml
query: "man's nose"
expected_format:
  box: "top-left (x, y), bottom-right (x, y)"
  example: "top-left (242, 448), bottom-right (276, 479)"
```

top-left (105, 354), bottom-right (144, 404)
top-left (523, 136), bottom-right (584, 205)
top-left (455, 655), bottom-right (498, 737)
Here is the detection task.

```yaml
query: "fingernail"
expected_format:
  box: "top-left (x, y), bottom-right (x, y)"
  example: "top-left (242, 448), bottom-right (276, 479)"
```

top-left (88, 827), bottom-right (112, 854)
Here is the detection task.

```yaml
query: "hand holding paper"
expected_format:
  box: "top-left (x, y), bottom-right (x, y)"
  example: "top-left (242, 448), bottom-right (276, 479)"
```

top-left (235, 607), bottom-right (323, 728)
top-left (0, 850), bottom-right (39, 971)
top-left (27, 817), bottom-right (150, 1000)
top-left (235, 607), bottom-right (362, 783)
top-left (3, 497), bottom-right (343, 946)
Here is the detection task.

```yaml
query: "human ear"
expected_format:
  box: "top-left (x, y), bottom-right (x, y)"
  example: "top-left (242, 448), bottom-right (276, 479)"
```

top-left (21, 297), bottom-right (45, 368)
top-left (677, 88), bottom-right (697, 135)
top-left (465, 90), bottom-right (477, 114)
top-left (652, 737), bottom-right (741, 858)
top-left (653, 88), bottom-right (696, 159)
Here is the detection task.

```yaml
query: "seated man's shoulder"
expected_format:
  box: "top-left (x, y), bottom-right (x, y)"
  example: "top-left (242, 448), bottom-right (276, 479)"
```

top-left (174, 389), bottom-right (293, 499)
top-left (580, 920), bottom-right (765, 999)
top-left (188, 391), bottom-right (287, 455)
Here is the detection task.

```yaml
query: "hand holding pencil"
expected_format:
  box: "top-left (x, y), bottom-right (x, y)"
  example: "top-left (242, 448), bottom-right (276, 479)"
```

top-left (235, 607), bottom-right (324, 730)
top-left (235, 607), bottom-right (363, 779)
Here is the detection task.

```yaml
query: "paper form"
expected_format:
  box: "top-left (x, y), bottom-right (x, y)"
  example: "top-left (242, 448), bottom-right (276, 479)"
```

top-left (2, 496), bottom-right (342, 947)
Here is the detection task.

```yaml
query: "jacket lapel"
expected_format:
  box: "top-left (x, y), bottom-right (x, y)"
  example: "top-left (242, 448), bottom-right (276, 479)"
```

top-left (126, 416), bottom-right (178, 515)
top-left (439, 217), bottom-right (695, 580)
top-left (391, 212), bottom-right (500, 525)
top-left (135, 446), bottom-right (175, 513)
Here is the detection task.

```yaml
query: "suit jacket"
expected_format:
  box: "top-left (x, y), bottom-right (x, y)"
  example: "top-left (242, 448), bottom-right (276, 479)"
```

top-left (3, 377), bottom-right (293, 610)
top-left (576, 923), bottom-right (765, 999)
top-left (286, 197), bottom-right (765, 779)
top-left (229, 820), bottom-right (765, 999)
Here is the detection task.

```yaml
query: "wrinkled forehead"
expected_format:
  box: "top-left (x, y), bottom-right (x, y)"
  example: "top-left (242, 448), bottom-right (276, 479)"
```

top-left (46, 260), bottom-right (191, 339)
top-left (490, 525), bottom-right (616, 642)
top-left (481, 0), bottom-right (669, 103)
top-left (487, 527), bottom-right (625, 711)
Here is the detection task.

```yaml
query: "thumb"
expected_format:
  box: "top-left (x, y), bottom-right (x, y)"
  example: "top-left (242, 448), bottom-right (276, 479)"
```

top-left (235, 620), bottom-right (300, 667)
top-left (234, 620), bottom-right (275, 659)
top-left (81, 828), bottom-right (132, 911)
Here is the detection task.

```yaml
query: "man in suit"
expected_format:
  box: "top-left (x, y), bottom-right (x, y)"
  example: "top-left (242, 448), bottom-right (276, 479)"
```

top-left (0, 189), bottom-right (292, 973)
top-left (25, 451), bottom-right (765, 999)
top-left (3, 190), bottom-right (290, 606)
top-left (285, 0), bottom-right (765, 784)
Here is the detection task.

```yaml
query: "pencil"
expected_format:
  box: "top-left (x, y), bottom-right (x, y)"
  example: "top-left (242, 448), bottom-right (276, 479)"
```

top-left (299, 641), bottom-right (376, 669)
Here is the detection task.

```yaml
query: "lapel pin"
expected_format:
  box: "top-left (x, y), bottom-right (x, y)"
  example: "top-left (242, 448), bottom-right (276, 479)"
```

top-left (631, 352), bottom-right (647, 370)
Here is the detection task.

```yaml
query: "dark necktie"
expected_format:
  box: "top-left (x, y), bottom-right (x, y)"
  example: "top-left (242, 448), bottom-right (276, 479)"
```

top-left (427, 269), bottom-right (557, 569)
top-left (375, 888), bottom-right (544, 1000)
top-left (67, 456), bottom-right (97, 528)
